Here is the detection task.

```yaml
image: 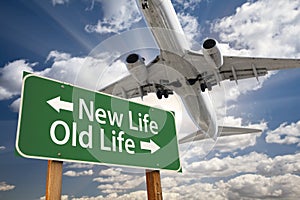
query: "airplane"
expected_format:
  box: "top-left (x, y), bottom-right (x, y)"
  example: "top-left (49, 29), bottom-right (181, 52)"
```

top-left (100, 0), bottom-right (300, 144)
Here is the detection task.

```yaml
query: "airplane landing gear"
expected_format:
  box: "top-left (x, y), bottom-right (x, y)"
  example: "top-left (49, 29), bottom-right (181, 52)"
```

top-left (200, 83), bottom-right (206, 92)
top-left (186, 75), bottom-right (212, 92)
top-left (156, 90), bottom-right (163, 99)
top-left (200, 82), bottom-right (212, 92)
top-left (156, 89), bottom-right (169, 99)
top-left (142, 0), bottom-right (149, 9)
top-left (163, 90), bottom-right (169, 98)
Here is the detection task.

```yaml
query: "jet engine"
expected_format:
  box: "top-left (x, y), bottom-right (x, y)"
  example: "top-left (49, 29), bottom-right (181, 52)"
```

top-left (202, 38), bottom-right (223, 69)
top-left (126, 53), bottom-right (148, 85)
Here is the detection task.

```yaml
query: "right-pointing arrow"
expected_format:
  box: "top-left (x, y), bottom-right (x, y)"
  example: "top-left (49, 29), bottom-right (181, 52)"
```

top-left (140, 140), bottom-right (160, 154)
top-left (47, 96), bottom-right (73, 113)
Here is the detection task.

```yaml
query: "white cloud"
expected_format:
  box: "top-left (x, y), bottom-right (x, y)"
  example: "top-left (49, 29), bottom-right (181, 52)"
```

top-left (186, 152), bottom-right (300, 176)
top-left (48, 152), bottom-right (300, 199)
top-left (0, 60), bottom-right (35, 100)
top-left (63, 169), bottom-right (93, 177)
top-left (0, 181), bottom-right (15, 191)
top-left (9, 98), bottom-right (21, 112)
top-left (109, 191), bottom-right (146, 200)
top-left (159, 173), bottom-right (300, 199)
top-left (225, 174), bottom-right (300, 199)
top-left (177, 13), bottom-right (200, 48)
top-left (85, 0), bottom-right (142, 34)
top-left (256, 153), bottom-right (300, 176)
top-left (213, 0), bottom-right (300, 58)
top-left (40, 55), bottom-right (127, 90)
top-left (69, 151), bottom-right (300, 199)
top-left (51, 0), bottom-right (69, 6)
top-left (72, 195), bottom-right (104, 200)
top-left (72, 191), bottom-right (146, 200)
top-left (266, 121), bottom-right (300, 146)
top-left (93, 168), bottom-right (145, 196)
top-left (98, 168), bottom-right (122, 176)
top-left (179, 116), bottom-right (266, 160)
top-left (221, 72), bottom-right (276, 102)
top-left (40, 195), bottom-right (69, 200)
top-left (1, 51), bottom-right (128, 112)
top-left (159, 152), bottom-right (300, 199)
top-left (213, 133), bottom-right (261, 153)
top-left (96, 177), bottom-right (144, 193)
top-left (184, 152), bottom-right (267, 176)
top-left (174, 0), bottom-right (202, 11)
top-left (46, 50), bottom-right (71, 62)
top-left (64, 163), bottom-right (94, 169)
top-left (208, 71), bottom-right (277, 121)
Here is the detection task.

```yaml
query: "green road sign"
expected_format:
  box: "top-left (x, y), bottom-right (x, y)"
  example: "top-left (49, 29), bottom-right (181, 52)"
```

top-left (16, 74), bottom-right (181, 171)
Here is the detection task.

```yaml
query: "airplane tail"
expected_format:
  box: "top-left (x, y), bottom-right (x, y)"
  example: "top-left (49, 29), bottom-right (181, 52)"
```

top-left (179, 126), bottom-right (261, 144)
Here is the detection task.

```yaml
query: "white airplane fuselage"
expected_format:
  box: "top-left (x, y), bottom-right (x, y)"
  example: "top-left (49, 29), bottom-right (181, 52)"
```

top-left (136, 0), bottom-right (218, 138)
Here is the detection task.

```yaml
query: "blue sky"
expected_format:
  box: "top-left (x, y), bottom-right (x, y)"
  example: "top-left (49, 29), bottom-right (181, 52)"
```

top-left (1, 0), bottom-right (300, 199)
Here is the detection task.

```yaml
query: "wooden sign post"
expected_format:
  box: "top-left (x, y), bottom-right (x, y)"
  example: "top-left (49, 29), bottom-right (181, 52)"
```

top-left (146, 170), bottom-right (163, 200)
top-left (45, 160), bottom-right (63, 200)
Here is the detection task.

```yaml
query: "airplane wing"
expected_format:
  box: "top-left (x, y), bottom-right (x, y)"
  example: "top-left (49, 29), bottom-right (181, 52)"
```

top-left (220, 56), bottom-right (300, 83)
top-left (184, 51), bottom-right (300, 87)
top-left (100, 74), bottom-right (149, 99)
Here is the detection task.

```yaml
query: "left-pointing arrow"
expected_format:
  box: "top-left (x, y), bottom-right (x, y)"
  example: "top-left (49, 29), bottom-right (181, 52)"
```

top-left (47, 96), bottom-right (73, 113)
